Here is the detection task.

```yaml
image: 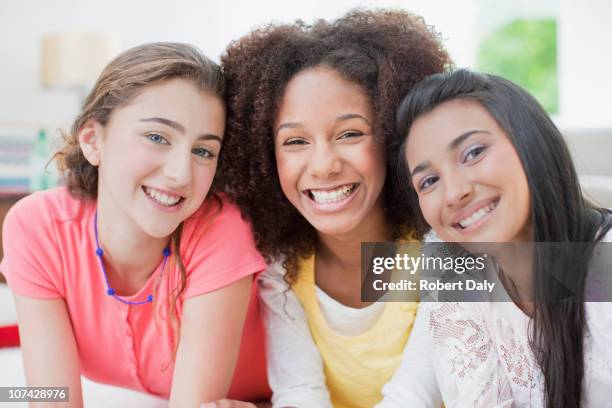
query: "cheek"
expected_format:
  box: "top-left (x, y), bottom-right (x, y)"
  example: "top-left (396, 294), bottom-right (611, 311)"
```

top-left (485, 148), bottom-right (532, 231)
top-left (133, 152), bottom-right (158, 167)
top-left (357, 141), bottom-right (386, 186)
top-left (513, 169), bottom-right (531, 224)
top-left (102, 151), bottom-right (156, 182)
top-left (187, 165), bottom-right (218, 208)
top-left (418, 193), bottom-right (441, 229)
top-left (194, 163), bottom-right (217, 190)
top-left (512, 165), bottom-right (530, 208)
top-left (102, 137), bottom-right (153, 169)
top-left (275, 152), bottom-right (301, 199)
top-left (475, 154), bottom-right (506, 182)
top-left (484, 144), bottom-right (525, 181)
top-left (491, 150), bottom-right (531, 203)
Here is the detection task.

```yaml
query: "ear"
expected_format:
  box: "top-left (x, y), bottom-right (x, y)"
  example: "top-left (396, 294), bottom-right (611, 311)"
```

top-left (78, 119), bottom-right (103, 166)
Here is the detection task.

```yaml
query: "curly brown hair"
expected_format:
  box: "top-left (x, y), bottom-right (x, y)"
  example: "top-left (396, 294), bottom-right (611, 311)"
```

top-left (220, 9), bottom-right (451, 283)
top-left (52, 42), bottom-right (224, 358)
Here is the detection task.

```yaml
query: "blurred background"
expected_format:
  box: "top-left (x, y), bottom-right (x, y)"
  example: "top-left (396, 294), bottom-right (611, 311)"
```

top-left (1, 0), bottom-right (611, 198)
top-left (0, 2), bottom-right (611, 155)
top-left (2, 0), bottom-right (611, 122)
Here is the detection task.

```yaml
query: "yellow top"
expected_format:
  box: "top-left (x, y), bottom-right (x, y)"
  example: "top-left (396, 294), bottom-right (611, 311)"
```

top-left (292, 254), bottom-right (419, 408)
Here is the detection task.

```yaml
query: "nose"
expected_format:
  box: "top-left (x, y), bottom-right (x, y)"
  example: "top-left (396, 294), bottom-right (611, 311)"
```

top-left (307, 141), bottom-right (342, 179)
top-left (163, 149), bottom-right (192, 188)
top-left (443, 171), bottom-right (473, 208)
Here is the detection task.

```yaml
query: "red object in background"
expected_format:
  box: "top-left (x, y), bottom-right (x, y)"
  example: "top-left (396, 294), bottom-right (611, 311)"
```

top-left (0, 324), bottom-right (19, 347)
top-left (227, 280), bottom-right (271, 401)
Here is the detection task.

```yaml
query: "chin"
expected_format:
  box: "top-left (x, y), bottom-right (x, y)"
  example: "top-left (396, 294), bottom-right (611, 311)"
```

top-left (310, 219), bottom-right (359, 237)
top-left (142, 223), bottom-right (178, 239)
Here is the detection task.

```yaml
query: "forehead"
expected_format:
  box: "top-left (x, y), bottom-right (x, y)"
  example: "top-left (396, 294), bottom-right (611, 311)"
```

top-left (107, 78), bottom-right (224, 132)
top-left (410, 99), bottom-right (499, 140)
top-left (276, 66), bottom-right (372, 125)
top-left (406, 99), bottom-right (501, 160)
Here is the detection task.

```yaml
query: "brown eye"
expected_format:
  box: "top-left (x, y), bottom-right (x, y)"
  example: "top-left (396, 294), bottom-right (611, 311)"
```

top-left (418, 175), bottom-right (439, 191)
top-left (283, 138), bottom-right (308, 146)
top-left (462, 145), bottom-right (486, 163)
top-left (338, 131), bottom-right (363, 140)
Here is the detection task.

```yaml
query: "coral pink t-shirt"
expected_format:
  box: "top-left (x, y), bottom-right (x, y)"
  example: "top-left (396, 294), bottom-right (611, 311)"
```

top-left (1, 187), bottom-right (271, 400)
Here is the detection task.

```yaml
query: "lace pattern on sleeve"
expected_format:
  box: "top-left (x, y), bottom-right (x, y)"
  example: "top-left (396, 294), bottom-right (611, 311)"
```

top-left (428, 302), bottom-right (543, 408)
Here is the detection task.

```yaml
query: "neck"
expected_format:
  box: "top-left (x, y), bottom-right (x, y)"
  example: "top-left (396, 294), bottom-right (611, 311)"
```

top-left (316, 200), bottom-right (391, 273)
top-left (96, 193), bottom-right (170, 282)
top-left (313, 200), bottom-right (391, 308)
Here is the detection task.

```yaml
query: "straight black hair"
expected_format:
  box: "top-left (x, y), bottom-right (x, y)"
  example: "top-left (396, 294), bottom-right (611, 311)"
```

top-left (396, 69), bottom-right (612, 408)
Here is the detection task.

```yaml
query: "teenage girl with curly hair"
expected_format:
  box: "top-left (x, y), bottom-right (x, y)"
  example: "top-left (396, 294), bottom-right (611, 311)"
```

top-left (218, 9), bottom-right (450, 408)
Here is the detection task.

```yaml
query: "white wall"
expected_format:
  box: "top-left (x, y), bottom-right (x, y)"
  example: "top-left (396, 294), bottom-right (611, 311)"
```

top-left (558, 0), bottom-right (612, 127)
top-left (1, 0), bottom-right (229, 127)
top-left (1, 0), bottom-right (610, 129)
top-left (475, 0), bottom-right (557, 37)
top-left (0, 0), bottom-right (477, 129)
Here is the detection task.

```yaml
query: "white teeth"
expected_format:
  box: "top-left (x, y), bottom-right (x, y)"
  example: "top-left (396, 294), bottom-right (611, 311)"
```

top-left (458, 201), bottom-right (497, 228)
top-left (310, 184), bottom-right (356, 204)
top-left (145, 187), bottom-right (181, 206)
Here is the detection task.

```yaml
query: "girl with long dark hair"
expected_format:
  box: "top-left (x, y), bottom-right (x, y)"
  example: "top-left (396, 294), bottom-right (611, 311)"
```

top-left (379, 69), bottom-right (612, 407)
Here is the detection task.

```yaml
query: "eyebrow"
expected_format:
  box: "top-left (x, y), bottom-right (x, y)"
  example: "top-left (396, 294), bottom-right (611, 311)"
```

top-left (275, 122), bottom-right (302, 135)
top-left (448, 129), bottom-right (489, 151)
top-left (275, 113), bottom-right (371, 136)
top-left (337, 113), bottom-right (371, 125)
top-left (141, 117), bottom-right (185, 132)
top-left (410, 129), bottom-right (490, 179)
top-left (410, 161), bottom-right (431, 179)
top-left (140, 117), bottom-right (222, 143)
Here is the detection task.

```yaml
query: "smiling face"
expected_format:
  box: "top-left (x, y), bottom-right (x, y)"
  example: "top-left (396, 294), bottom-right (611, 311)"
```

top-left (274, 66), bottom-right (387, 237)
top-left (405, 98), bottom-right (532, 243)
top-left (91, 78), bottom-right (225, 238)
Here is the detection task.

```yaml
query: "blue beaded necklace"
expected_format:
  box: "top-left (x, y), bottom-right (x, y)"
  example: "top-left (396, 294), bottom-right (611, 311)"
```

top-left (94, 210), bottom-right (170, 305)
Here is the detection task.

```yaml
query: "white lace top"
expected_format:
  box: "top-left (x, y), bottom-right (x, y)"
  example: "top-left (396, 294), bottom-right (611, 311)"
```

top-left (378, 230), bottom-right (612, 408)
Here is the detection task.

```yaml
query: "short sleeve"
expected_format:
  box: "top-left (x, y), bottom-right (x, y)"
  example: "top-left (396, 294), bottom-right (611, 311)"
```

top-left (180, 196), bottom-right (266, 299)
top-left (0, 194), bottom-right (64, 299)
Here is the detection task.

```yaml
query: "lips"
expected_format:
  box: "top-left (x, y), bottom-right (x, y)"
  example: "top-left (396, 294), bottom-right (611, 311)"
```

top-left (142, 186), bottom-right (185, 207)
top-left (452, 197), bottom-right (500, 229)
top-left (304, 183), bottom-right (358, 204)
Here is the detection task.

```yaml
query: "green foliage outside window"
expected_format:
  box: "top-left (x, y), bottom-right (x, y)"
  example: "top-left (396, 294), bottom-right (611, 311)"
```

top-left (477, 19), bottom-right (558, 113)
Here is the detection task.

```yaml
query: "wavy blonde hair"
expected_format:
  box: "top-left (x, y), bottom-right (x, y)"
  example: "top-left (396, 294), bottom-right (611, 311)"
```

top-left (54, 42), bottom-right (225, 359)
